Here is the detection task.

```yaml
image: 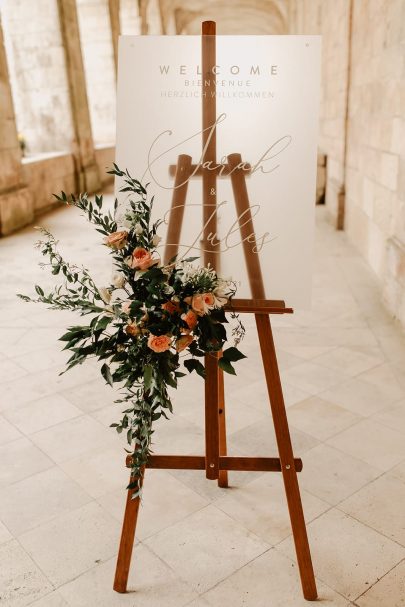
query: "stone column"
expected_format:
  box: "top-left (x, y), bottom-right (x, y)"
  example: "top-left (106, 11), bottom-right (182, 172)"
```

top-left (57, 0), bottom-right (101, 192)
top-left (0, 15), bottom-right (32, 235)
top-left (108, 0), bottom-right (120, 77)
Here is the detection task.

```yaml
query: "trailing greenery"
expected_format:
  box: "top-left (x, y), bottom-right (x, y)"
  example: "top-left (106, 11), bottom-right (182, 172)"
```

top-left (18, 166), bottom-right (245, 497)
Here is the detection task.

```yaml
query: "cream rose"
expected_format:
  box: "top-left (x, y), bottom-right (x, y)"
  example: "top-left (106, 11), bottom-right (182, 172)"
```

top-left (99, 287), bottom-right (111, 304)
top-left (112, 272), bottom-right (126, 289)
top-left (147, 334), bottom-right (171, 353)
top-left (190, 293), bottom-right (215, 315)
top-left (104, 230), bottom-right (128, 250)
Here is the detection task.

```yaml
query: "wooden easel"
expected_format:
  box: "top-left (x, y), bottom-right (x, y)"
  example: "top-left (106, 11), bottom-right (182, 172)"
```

top-left (114, 21), bottom-right (318, 601)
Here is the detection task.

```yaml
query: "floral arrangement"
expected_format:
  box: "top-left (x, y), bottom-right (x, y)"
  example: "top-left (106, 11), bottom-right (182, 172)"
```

top-left (18, 166), bottom-right (245, 496)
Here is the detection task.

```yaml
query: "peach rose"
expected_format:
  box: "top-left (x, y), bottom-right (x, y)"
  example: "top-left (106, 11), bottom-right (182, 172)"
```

top-left (105, 230), bottom-right (128, 250)
top-left (162, 301), bottom-right (180, 315)
top-left (191, 293), bottom-right (215, 315)
top-left (181, 309), bottom-right (198, 329)
top-left (175, 334), bottom-right (194, 352)
top-left (129, 247), bottom-right (158, 271)
top-left (147, 333), bottom-right (171, 353)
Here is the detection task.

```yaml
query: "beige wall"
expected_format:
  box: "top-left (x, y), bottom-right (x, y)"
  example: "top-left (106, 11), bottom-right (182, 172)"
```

top-left (77, 0), bottom-right (116, 145)
top-left (293, 0), bottom-right (405, 327)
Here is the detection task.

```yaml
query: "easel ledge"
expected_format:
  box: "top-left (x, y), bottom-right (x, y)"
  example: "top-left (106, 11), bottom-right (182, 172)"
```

top-left (225, 298), bottom-right (293, 314)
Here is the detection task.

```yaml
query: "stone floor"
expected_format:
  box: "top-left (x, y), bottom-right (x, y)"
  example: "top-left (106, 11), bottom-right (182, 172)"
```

top-left (1, 200), bottom-right (405, 607)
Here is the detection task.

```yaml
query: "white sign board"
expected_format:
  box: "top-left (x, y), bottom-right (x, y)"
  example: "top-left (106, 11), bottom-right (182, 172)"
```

top-left (116, 35), bottom-right (321, 307)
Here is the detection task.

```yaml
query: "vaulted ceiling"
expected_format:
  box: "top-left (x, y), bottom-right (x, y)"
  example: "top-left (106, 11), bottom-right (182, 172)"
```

top-left (158, 0), bottom-right (291, 35)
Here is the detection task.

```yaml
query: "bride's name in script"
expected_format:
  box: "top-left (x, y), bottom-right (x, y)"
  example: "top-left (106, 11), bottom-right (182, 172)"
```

top-left (141, 113), bottom-right (291, 257)
top-left (144, 113), bottom-right (292, 189)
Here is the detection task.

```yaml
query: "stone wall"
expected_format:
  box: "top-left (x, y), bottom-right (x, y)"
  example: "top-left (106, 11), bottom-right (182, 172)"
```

top-left (292, 0), bottom-right (405, 327)
top-left (77, 0), bottom-right (116, 145)
top-left (291, 0), bottom-right (350, 224)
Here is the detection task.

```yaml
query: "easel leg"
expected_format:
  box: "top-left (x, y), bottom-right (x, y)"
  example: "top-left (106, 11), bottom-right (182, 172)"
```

top-left (205, 352), bottom-right (220, 480)
top-left (256, 314), bottom-right (318, 601)
top-left (113, 472), bottom-right (143, 593)
top-left (218, 363), bottom-right (228, 488)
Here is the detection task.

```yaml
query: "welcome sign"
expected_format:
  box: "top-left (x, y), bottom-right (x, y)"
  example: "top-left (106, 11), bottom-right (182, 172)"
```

top-left (115, 35), bottom-right (321, 307)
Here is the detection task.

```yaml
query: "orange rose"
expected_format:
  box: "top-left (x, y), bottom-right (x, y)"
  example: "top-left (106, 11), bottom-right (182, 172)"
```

top-left (175, 334), bottom-right (194, 352)
top-left (126, 322), bottom-right (141, 337)
top-left (129, 247), bottom-right (158, 271)
top-left (181, 310), bottom-right (198, 329)
top-left (147, 333), bottom-right (171, 353)
top-left (105, 230), bottom-right (128, 249)
top-left (162, 301), bottom-right (180, 315)
top-left (191, 293), bottom-right (215, 315)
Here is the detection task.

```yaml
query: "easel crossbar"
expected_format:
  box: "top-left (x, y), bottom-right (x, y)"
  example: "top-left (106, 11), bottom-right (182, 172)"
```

top-left (125, 454), bottom-right (303, 472)
top-left (225, 299), bottom-right (293, 314)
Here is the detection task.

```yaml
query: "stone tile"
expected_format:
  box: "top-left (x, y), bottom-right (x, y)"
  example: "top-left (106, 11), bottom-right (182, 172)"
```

top-left (277, 509), bottom-right (405, 601)
top-left (282, 382), bottom-right (312, 407)
top-left (229, 417), bottom-right (319, 459)
top-left (0, 467), bottom-right (91, 536)
top-left (320, 376), bottom-right (401, 416)
top-left (105, 469), bottom-right (208, 540)
top-left (3, 394), bottom-right (82, 434)
top-left (144, 505), bottom-right (269, 593)
top-left (371, 399), bottom-right (405, 434)
top-left (12, 346), bottom-right (68, 374)
top-left (389, 460), bottom-right (405, 485)
top-left (152, 415), bottom-right (205, 454)
top-left (29, 415), bottom-right (116, 464)
top-left (281, 345), bottom-right (335, 360)
top-left (282, 361), bottom-right (350, 395)
top-left (61, 379), bottom-right (117, 413)
top-left (0, 539), bottom-right (52, 606)
top-left (19, 501), bottom-right (120, 586)
top-left (356, 559), bottom-right (405, 607)
top-left (327, 419), bottom-right (405, 472)
top-left (312, 346), bottom-right (382, 377)
top-left (0, 520), bottom-right (12, 545)
top-left (186, 598), bottom-right (211, 607)
top-left (339, 475), bottom-right (405, 547)
top-left (298, 444), bottom-right (380, 505)
top-left (357, 363), bottom-right (405, 403)
top-left (204, 548), bottom-right (349, 607)
top-left (288, 396), bottom-right (361, 440)
top-left (178, 394), bottom-right (267, 435)
top-left (28, 591), bottom-right (69, 607)
top-left (215, 472), bottom-right (329, 545)
top-left (0, 437), bottom-right (53, 487)
top-left (0, 415), bottom-right (22, 445)
top-left (168, 467), bottom-right (265, 502)
top-left (0, 358), bottom-right (28, 383)
top-left (60, 445), bottom-right (128, 499)
top-left (58, 547), bottom-right (197, 607)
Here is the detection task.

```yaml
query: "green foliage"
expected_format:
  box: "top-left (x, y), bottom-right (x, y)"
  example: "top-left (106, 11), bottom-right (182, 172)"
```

top-left (18, 167), bottom-right (246, 498)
